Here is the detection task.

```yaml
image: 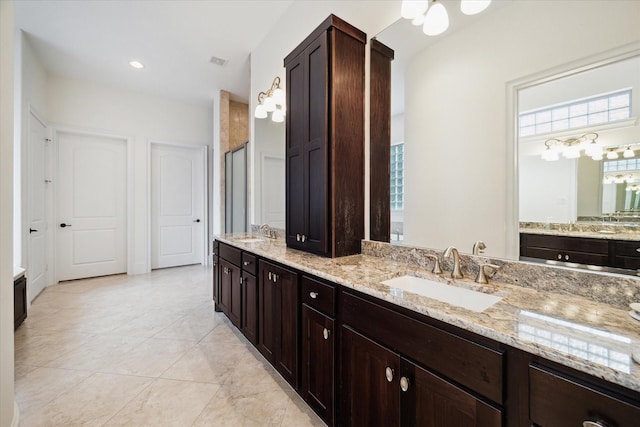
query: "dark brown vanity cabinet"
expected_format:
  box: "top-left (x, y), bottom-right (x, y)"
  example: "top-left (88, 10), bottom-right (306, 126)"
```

top-left (612, 239), bottom-right (640, 270)
top-left (339, 290), bottom-right (504, 426)
top-left (258, 259), bottom-right (299, 388)
top-left (529, 364), bottom-right (640, 427)
top-left (14, 274), bottom-right (27, 329)
top-left (212, 241), bottom-right (221, 311)
top-left (240, 252), bottom-right (258, 345)
top-left (218, 243), bottom-right (242, 327)
top-left (520, 233), bottom-right (610, 266)
top-left (284, 15), bottom-right (366, 258)
top-left (301, 276), bottom-right (336, 424)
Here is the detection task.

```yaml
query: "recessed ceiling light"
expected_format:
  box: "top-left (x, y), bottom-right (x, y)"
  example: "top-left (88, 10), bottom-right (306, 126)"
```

top-left (129, 60), bottom-right (144, 69)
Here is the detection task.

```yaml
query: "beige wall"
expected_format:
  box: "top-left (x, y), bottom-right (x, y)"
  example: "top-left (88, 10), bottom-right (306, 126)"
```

top-left (229, 100), bottom-right (248, 150)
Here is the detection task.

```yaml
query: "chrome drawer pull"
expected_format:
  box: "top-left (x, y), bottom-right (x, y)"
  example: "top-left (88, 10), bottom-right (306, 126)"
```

top-left (323, 328), bottom-right (330, 340)
top-left (385, 367), bottom-right (394, 382)
top-left (400, 377), bottom-right (410, 392)
top-left (583, 421), bottom-right (608, 427)
top-left (268, 271), bottom-right (272, 281)
top-left (636, 248), bottom-right (640, 253)
top-left (309, 291), bottom-right (318, 299)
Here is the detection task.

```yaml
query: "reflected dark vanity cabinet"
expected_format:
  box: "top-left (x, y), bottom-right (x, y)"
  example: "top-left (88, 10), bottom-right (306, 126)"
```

top-left (520, 232), bottom-right (640, 270)
top-left (284, 15), bottom-right (366, 258)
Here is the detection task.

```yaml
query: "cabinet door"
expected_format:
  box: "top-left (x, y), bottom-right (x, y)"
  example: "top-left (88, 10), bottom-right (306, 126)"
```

top-left (212, 253), bottom-right (220, 306)
top-left (303, 32), bottom-right (328, 255)
top-left (274, 263), bottom-right (299, 388)
top-left (301, 304), bottom-right (334, 424)
top-left (14, 276), bottom-right (27, 329)
top-left (285, 32), bottom-right (328, 256)
top-left (258, 261), bottom-right (277, 363)
top-left (400, 358), bottom-right (502, 427)
top-left (219, 259), bottom-right (241, 326)
top-left (285, 49), bottom-right (306, 250)
top-left (241, 273), bottom-right (258, 345)
top-left (341, 325), bottom-right (400, 427)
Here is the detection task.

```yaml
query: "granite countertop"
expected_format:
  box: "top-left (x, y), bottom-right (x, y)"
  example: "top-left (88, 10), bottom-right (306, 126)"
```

top-left (14, 267), bottom-right (26, 281)
top-left (215, 233), bottom-right (640, 394)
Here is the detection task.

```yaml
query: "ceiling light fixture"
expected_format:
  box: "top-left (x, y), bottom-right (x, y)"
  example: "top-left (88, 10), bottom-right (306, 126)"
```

top-left (401, 0), bottom-right (490, 36)
top-left (606, 149), bottom-right (619, 160)
top-left (255, 76), bottom-right (285, 123)
top-left (623, 146), bottom-right (635, 158)
top-left (129, 60), bottom-right (144, 69)
top-left (541, 133), bottom-right (606, 161)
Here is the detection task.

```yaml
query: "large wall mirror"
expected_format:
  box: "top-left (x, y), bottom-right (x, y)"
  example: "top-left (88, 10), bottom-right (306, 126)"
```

top-left (373, 0), bottom-right (639, 261)
top-left (252, 115), bottom-right (285, 229)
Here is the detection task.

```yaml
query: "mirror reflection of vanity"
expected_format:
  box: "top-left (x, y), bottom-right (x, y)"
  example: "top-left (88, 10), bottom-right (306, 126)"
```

top-left (251, 1), bottom-right (640, 273)
top-left (371, 0), bottom-right (640, 272)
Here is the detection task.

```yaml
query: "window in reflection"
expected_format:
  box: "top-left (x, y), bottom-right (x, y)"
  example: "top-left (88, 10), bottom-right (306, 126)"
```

top-left (519, 89), bottom-right (632, 137)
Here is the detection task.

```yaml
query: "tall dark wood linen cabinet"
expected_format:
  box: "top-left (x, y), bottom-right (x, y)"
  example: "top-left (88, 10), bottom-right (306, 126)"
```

top-left (284, 15), bottom-right (366, 258)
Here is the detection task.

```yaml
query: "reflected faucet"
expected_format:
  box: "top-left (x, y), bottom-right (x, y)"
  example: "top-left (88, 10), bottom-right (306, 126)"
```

top-left (472, 240), bottom-right (486, 255)
top-left (259, 224), bottom-right (277, 239)
top-left (443, 246), bottom-right (463, 279)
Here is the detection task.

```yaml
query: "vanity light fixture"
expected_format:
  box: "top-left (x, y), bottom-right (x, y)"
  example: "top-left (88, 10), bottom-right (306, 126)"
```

top-left (401, 0), bottom-right (491, 36)
top-left (606, 149), bottom-right (619, 160)
top-left (254, 76), bottom-right (285, 123)
top-left (624, 146), bottom-right (635, 158)
top-left (541, 132), bottom-right (600, 161)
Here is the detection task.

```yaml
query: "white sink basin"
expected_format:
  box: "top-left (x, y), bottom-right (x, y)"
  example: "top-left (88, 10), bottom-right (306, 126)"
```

top-left (235, 238), bottom-right (266, 243)
top-left (381, 275), bottom-right (502, 312)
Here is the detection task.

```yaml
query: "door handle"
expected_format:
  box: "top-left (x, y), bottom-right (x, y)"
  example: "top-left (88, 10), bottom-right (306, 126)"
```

top-left (60, 223), bottom-right (72, 228)
top-left (29, 228), bottom-right (38, 233)
top-left (194, 219), bottom-right (201, 223)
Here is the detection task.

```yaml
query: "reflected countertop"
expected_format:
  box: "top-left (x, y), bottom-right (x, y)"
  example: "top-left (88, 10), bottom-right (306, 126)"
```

top-left (215, 233), bottom-right (640, 393)
top-left (14, 267), bottom-right (26, 281)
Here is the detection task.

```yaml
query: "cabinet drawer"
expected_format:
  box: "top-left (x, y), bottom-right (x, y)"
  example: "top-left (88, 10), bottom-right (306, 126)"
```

top-left (340, 291), bottom-right (504, 404)
top-left (219, 242), bottom-right (241, 267)
top-left (241, 252), bottom-right (258, 276)
top-left (614, 240), bottom-right (640, 258)
top-left (529, 364), bottom-right (640, 427)
top-left (302, 276), bottom-right (335, 316)
top-left (524, 233), bottom-right (609, 254)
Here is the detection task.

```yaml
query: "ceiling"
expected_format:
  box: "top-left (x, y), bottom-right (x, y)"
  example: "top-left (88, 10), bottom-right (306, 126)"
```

top-left (14, 0), bottom-right (295, 106)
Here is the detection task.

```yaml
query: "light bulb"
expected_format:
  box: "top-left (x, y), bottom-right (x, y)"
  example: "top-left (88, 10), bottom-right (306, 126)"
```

top-left (411, 13), bottom-right (426, 26)
top-left (263, 96), bottom-right (276, 112)
top-left (423, 2), bottom-right (449, 36)
top-left (271, 108), bottom-right (284, 123)
top-left (460, 0), bottom-right (491, 15)
top-left (401, 0), bottom-right (429, 20)
top-left (623, 147), bottom-right (635, 158)
top-left (584, 141), bottom-right (602, 157)
top-left (254, 104), bottom-right (267, 119)
top-left (563, 145), bottom-right (581, 159)
top-left (541, 147), bottom-right (559, 161)
top-left (606, 150), bottom-right (619, 160)
top-left (272, 88), bottom-right (285, 106)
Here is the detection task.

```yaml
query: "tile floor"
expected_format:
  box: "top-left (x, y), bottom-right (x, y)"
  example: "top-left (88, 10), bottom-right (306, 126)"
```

top-left (15, 265), bottom-right (325, 426)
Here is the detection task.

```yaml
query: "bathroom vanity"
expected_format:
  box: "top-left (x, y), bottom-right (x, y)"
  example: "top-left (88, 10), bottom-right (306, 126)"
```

top-left (213, 235), bottom-right (640, 426)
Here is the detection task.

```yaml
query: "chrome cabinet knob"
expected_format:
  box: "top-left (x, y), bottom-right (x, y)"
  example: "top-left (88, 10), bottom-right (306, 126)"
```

top-left (268, 271), bottom-right (272, 281)
top-left (243, 261), bottom-right (250, 266)
top-left (385, 367), bottom-right (394, 382)
top-left (565, 254), bottom-right (570, 260)
top-left (400, 376), bottom-right (410, 392)
top-left (296, 234), bottom-right (301, 242)
top-left (309, 291), bottom-right (318, 299)
top-left (239, 277), bottom-right (243, 284)
top-left (323, 328), bottom-right (330, 340)
top-left (557, 253), bottom-right (562, 260)
top-left (301, 235), bottom-right (307, 242)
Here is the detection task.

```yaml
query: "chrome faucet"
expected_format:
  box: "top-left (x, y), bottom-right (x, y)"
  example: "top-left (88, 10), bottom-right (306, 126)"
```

top-left (259, 224), bottom-right (276, 239)
top-left (472, 240), bottom-right (486, 255)
top-left (425, 254), bottom-right (443, 275)
top-left (443, 246), bottom-right (463, 279)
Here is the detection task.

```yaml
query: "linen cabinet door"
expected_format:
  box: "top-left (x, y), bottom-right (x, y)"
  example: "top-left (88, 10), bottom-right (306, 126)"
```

top-left (301, 304), bottom-right (334, 424)
top-left (241, 272), bottom-right (257, 345)
top-left (219, 259), bottom-right (241, 327)
top-left (258, 261), bottom-right (277, 363)
top-left (340, 325), bottom-right (400, 427)
top-left (400, 358), bottom-right (502, 427)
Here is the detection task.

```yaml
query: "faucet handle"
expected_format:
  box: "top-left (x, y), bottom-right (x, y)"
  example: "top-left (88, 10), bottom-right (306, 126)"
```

top-left (425, 254), bottom-right (443, 275)
top-left (475, 263), bottom-right (501, 284)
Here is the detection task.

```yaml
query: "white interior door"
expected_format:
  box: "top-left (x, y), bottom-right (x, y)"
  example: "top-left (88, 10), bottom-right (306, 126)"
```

top-left (151, 144), bottom-right (204, 269)
top-left (28, 111), bottom-right (48, 300)
top-left (261, 154), bottom-right (285, 229)
top-left (56, 132), bottom-right (127, 281)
